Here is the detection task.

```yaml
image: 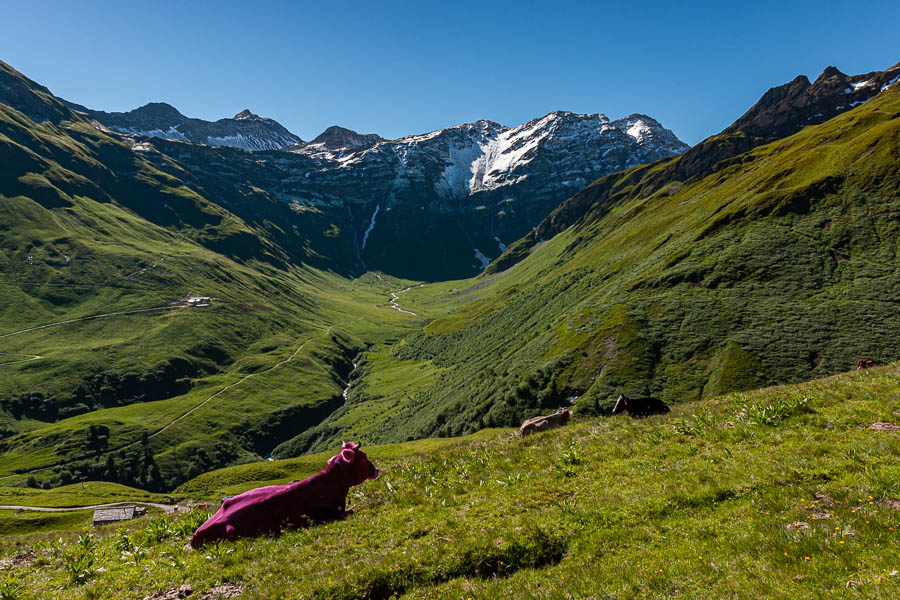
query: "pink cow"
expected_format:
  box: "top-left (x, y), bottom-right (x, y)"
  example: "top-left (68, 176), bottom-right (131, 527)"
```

top-left (190, 442), bottom-right (378, 548)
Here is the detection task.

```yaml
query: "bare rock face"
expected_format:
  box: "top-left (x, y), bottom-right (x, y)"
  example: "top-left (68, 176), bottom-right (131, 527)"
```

top-left (306, 125), bottom-right (383, 150)
top-left (724, 63), bottom-right (900, 139)
top-left (288, 110), bottom-right (687, 205)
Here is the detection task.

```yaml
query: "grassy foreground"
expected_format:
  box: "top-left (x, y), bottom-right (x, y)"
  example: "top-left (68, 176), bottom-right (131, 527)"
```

top-left (1, 364), bottom-right (898, 599)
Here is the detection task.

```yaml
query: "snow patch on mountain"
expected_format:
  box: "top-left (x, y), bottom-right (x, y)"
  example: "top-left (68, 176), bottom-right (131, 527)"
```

top-left (435, 137), bottom-right (487, 198)
top-left (473, 248), bottom-right (492, 270)
top-left (625, 119), bottom-right (651, 142)
top-left (207, 134), bottom-right (301, 151)
top-left (112, 125), bottom-right (188, 141)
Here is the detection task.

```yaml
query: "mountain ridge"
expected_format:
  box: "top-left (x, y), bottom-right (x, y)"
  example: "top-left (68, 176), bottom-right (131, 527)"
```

top-left (63, 99), bottom-right (304, 151)
top-left (490, 61), bottom-right (900, 271)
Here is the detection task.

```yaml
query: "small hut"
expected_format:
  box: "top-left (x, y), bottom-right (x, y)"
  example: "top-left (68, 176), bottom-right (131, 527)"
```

top-left (92, 505), bottom-right (144, 527)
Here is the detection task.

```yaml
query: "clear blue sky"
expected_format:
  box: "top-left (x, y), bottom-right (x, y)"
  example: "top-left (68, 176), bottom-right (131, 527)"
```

top-left (4, 1), bottom-right (898, 145)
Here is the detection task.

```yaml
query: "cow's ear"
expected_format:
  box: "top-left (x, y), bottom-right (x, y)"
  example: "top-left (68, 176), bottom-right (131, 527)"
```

top-left (340, 449), bottom-right (356, 463)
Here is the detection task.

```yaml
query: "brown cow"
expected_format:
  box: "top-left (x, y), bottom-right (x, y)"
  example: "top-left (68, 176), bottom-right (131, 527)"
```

top-left (857, 359), bottom-right (879, 371)
top-left (519, 408), bottom-right (571, 437)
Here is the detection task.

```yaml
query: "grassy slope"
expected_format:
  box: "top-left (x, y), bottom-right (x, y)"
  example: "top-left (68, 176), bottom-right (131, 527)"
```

top-left (2, 365), bottom-right (898, 598)
top-left (0, 482), bottom-right (169, 508)
top-left (276, 83), bottom-right (900, 451)
top-left (0, 84), bottom-right (424, 488)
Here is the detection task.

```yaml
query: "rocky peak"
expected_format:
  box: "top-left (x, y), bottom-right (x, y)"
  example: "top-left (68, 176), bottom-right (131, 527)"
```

top-left (815, 66), bottom-right (845, 82)
top-left (135, 102), bottom-right (184, 119)
top-left (234, 109), bottom-right (260, 120)
top-left (532, 61), bottom-right (900, 250)
top-left (310, 125), bottom-right (383, 150)
top-left (724, 63), bottom-right (900, 139)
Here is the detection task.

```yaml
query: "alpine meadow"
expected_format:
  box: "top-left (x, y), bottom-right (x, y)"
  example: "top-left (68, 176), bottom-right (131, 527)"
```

top-left (1, 11), bottom-right (900, 598)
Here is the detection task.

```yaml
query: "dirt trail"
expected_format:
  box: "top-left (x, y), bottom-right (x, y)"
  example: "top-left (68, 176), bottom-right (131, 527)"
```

top-left (132, 326), bottom-right (335, 446)
top-left (0, 305), bottom-right (188, 340)
top-left (0, 353), bottom-right (41, 367)
top-left (0, 326), bottom-right (334, 478)
top-left (0, 501), bottom-right (176, 513)
top-left (0, 305), bottom-right (193, 370)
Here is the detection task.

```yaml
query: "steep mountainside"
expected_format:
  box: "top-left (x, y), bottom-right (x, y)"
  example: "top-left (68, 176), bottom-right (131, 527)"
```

top-left (57, 76), bottom-right (688, 279)
top-left (151, 110), bottom-right (687, 279)
top-left (272, 63), bottom-right (900, 452)
top-left (64, 101), bottom-right (303, 151)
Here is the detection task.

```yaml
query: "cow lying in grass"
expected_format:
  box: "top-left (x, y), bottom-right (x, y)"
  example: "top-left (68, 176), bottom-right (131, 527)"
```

top-left (520, 409), bottom-right (571, 437)
top-left (190, 441), bottom-right (378, 548)
top-left (611, 394), bottom-right (670, 418)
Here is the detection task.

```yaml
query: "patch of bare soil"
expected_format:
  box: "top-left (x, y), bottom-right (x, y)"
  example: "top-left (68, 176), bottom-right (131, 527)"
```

top-left (868, 422), bottom-right (900, 431)
top-left (0, 550), bottom-right (35, 570)
top-left (142, 584), bottom-right (193, 600)
top-left (814, 492), bottom-right (835, 506)
top-left (196, 583), bottom-right (245, 599)
top-left (141, 582), bottom-right (244, 600)
top-left (879, 499), bottom-right (900, 511)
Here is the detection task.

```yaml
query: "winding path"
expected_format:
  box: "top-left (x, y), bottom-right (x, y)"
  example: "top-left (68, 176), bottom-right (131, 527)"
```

top-left (0, 353), bottom-right (41, 367)
top-left (0, 502), bottom-right (176, 513)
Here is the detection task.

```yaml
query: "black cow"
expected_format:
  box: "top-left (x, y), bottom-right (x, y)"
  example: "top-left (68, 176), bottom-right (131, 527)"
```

top-left (611, 394), bottom-right (670, 418)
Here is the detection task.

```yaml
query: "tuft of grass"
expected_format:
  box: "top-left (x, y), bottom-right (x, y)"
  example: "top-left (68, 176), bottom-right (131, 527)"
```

top-left (0, 575), bottom-right (25, 600)
top-left (736, 394), bottom-right (813, 426)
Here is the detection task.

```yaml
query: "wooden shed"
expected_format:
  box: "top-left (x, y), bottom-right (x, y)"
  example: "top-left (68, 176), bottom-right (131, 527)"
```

top-left (92, 505), bottom-right (144, 527)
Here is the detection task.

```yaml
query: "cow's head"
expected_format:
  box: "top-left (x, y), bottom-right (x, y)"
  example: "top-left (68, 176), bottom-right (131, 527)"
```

top-left (611, 395), bottom-right (627, 415)
top-left (329, 441), bottom-right (379, 485)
